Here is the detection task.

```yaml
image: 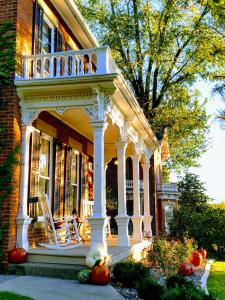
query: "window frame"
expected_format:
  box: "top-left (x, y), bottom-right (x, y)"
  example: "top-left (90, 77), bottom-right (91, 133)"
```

top-left (38, 133), bottom-right (53, 219)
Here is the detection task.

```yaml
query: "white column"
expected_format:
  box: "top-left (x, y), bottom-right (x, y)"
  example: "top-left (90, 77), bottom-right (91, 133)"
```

top-left (115, 142), bottom-right (130, 246)
top-left (89, 121), bottom-right (107, 255)
top-left (131, 154), bottom-right (143, 241)
top-left (16, 125), bottom-right (32, 249)
top-left (141, 162), bottom-right (152, 237)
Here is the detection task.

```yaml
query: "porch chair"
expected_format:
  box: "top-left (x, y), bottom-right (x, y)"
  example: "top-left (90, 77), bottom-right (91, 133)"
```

top-left (81, 199), bottom-right (111, 239)
top-left (39, 194), bottom-right (81, 249)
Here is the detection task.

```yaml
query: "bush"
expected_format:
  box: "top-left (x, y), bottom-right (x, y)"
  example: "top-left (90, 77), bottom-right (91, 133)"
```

top-left (136, 276), bottom-right (165, 300)
top-left (166, 274), bottom-right (195, 289)
top-left (170, 206), bottom-right (225, 259)
top-left (148, 236), bottom-right (195, 276)
top-left (162, 285), bottom-right (216, 300)
top-left (112, 260), bottom-right (149, 287)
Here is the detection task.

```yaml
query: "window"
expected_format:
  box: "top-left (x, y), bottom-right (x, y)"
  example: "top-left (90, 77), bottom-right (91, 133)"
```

top-left (70, 150), bottom-right (79, 214)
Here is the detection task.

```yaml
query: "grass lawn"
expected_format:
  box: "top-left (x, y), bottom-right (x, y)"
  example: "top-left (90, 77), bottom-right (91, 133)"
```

top-left (0, 291), bottom-right (33, 300)
top-left (207, 261), bottom-right (225, 300)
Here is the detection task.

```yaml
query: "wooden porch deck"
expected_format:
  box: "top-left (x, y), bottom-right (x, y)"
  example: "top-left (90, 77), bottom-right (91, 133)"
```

top-left (26, 236), bottom-right (151, 266)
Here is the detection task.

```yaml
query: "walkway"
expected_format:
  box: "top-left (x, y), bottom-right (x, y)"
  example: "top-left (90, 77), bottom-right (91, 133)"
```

top-left (0, 275), bottom-right (124, 300)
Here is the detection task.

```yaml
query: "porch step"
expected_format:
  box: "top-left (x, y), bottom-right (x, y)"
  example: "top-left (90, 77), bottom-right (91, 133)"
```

top-left (9, 262), bottom-right (83, 280)
top-left (26, 250), bottom-right (87, 265)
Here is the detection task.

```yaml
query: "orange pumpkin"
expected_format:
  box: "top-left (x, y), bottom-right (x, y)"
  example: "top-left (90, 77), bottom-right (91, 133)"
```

top-left (8, 248), bottom-right (27, 264)
top-left (178, 262), bottom-right (195, 276)
top-left (90, 264), bottom-right (110, 285)
top-left (190, 251), bottom-right (203, 267)
top-left (198, 248), bottom-right (207, 260)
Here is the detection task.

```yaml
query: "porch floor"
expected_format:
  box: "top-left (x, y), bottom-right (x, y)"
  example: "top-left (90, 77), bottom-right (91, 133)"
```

top-left (26, 236), bottom-right (151, 267)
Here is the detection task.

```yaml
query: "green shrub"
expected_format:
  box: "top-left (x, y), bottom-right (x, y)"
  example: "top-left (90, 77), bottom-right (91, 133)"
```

top-left (136, 276), bottom-right (165, 300)
top-left (163, 285), bottom-right (216, 300)
top-left (149, 236), bottom-right (195, 276)
top-left (112, 260), bottom-right (149, 287)
top-left (166, 274), bottom-right (195, 290)
top-left (170, 206), bottom-right (225, 259)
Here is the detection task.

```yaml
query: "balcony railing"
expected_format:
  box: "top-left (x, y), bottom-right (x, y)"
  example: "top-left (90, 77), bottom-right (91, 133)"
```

top-left (157, 183), bottom-right (178, 193)
top-left (126, 180), bottom-right (144, 190)
top-left (19, 46), bottom-right (119, 80)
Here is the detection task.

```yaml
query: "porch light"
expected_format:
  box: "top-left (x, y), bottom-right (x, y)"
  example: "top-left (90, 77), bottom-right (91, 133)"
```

top-left (114, 160), bottom-right (118, 165)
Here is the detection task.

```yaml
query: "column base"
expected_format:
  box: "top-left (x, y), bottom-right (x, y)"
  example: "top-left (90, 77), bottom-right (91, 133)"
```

top-left (88, 217), bottom-right (108, 255)
top-left (115, 215), bottom-right (130, 246)
top-left (132, 215), bottom-right (144, 241)
top-left (16, 215), bottom-right (32, 250)
top-left (143, 215), bottom-right (153, 238)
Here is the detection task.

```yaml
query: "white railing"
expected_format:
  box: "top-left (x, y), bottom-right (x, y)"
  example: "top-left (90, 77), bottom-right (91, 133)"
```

top-left (157, 183), bottom-right (178, 193)
top-left (20, 46), bottom-right (120, 80)
top-left (126, 180), bottom-right (144, 190)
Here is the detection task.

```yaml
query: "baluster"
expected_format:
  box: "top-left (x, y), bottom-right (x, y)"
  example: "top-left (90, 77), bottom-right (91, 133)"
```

top-left (79, 55), bottom-right (84, 75)
top-left (33, 59), bottom-right (37, 79)
top-left (64, 55), bottom-right (68, 77)
top-left (56, 56), bottom-right (60, 77)
top-left (49, 56), bottom-right (54, 78)
top-left (88, 54), bottom-right (92, 74)
top-left (24, 57), bottom-right (28, 79)
top-left (72, 56), bottom-right (76, 76)
top-left (41, 57), bottom-right (45, 78)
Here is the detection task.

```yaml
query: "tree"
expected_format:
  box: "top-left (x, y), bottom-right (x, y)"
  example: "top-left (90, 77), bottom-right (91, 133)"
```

top-left (75, 0), bottom-right (224, 171)
top-left (177, 172), bottom-right (212, 212)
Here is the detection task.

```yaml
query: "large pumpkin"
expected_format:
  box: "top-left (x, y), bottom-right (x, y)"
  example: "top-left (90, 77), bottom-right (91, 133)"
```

top-left (190, 251), bottom-right (203, 267)
top-left (8, 248), bottom-right (27, 264)
top-left (90, 264), bottom-right (110, 285)
top-left (178, 262), bottom-right (195, 276)
top-left (198, 248), bottom-right (207, 260)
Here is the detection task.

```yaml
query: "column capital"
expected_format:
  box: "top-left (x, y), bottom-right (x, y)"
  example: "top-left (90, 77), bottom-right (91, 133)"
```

top-left (141, 162), bottom-right (151, 171)
top-left (131, 153), bottom-right (141, 162)
top-left (116, 141), bottom-right (127, 150)
top-left (91, 120), bottom-right (108, 130)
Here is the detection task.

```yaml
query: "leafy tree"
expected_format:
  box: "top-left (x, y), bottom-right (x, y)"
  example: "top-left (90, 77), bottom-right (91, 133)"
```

top-left (177, 172), bottom-right (212, 211)
top-left (75, 0), bottom-right (224, 171)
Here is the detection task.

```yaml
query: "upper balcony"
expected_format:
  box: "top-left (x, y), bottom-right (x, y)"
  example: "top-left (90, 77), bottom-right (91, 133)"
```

top-left (156, 183), bottom-right (179, 201)
top-left (17, 47), bottom-right (118, 81)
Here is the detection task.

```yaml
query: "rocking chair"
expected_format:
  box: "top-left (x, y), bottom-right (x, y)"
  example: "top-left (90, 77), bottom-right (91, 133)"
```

top-left (39, 194), bottom-right (81, 249)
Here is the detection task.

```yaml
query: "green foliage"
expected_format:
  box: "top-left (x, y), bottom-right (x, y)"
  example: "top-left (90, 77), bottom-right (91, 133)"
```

top-left (0, 143), bottom-right (20, 265)
top-left (170, 206), bottom-right (225, 259)
top-left (166, 274), bottom-right (196, 290)
top-left (162, 285), bottom-right (216, 300)
top-left (136, 276), bottom-right (165, 300)
top-left (0, 21), bottom-right (16, 87)
top-left (74, 0), bottom-right (225, 171)
top-left (162, 166), bottom-right (170, 183)
top-left (112, 260), bottom-right (149, 287)
top-left (177, 172), bottom-right (212, 211)
top-left (149, 236), bottom-right (195, 276)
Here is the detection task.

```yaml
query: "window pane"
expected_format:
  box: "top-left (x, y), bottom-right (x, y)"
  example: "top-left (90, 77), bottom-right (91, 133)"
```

top-left (71, 154), bottom-right (77, 184)
top-left (70, 185), bottom-right (77, 215)
top-left (39, 177), bottom-right (49, 215)
top-left (40, 138), bottom-right (50, 177)
top-left (42, 20), bottom-right (52, 54)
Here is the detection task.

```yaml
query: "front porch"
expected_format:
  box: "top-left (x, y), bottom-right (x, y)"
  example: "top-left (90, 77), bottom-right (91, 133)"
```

top-left (15, 45), bottom-right (158, 267)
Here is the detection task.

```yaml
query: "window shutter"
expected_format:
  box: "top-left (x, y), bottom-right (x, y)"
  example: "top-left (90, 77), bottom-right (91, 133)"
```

top-left (53, 141), bottom-right (63, 218)
top-left (28, 130), bottom-right (41, 222)
top-left (33, 2), bottom-right (44, 54)
top-left (64, 147), bottom-right (72, 216)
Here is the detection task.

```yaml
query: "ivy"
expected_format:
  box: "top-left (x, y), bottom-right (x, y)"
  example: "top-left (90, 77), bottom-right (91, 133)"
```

top-left (0, 144), bottom-right (20, 267)
top-left (0, 20), bottom-right (18, 268)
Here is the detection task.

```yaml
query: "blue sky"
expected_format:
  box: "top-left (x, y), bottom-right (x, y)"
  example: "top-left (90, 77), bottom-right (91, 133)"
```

top-left (171, 80), bottom-right (225, 203)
